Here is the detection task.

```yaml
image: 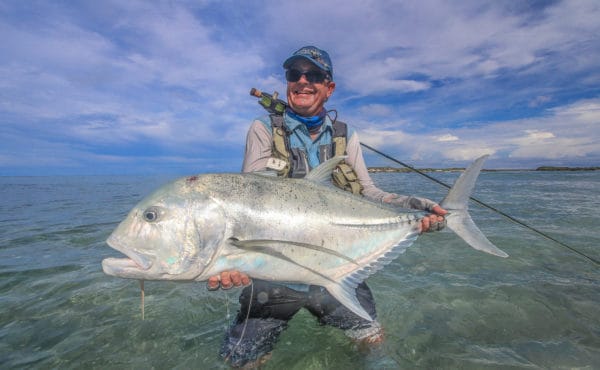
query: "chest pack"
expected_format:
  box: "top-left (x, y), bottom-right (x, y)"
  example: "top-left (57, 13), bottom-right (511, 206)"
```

top-left (268, 114), bottom-right (363, 195)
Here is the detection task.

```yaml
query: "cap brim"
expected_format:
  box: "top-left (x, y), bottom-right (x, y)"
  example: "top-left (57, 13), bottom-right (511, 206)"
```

top-left (283, 55), bottom-right (326, 72)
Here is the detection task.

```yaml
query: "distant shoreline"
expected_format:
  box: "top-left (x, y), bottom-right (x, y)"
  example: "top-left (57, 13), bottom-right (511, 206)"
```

top-left (367, 166), bottom-right (600, 173)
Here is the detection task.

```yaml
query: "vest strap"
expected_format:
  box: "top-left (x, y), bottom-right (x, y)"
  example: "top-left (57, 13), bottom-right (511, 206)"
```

top-left (268, 114), bottom-right (363, 195)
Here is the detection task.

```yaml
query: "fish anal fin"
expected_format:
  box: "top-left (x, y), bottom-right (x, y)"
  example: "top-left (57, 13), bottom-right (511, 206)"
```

top-left (341, 231), bottom-right (419, 289)
top-left (324, 282), bottom-right (374, 322)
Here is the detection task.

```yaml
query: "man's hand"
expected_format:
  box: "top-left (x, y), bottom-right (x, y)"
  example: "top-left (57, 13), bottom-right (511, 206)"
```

top-left (207, 271), bottom-right (251, 291)
top-left (420, 205), bottom-right (448, 233)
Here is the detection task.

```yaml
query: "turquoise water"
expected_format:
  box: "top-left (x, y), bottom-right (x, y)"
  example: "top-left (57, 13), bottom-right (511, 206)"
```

top-left (0, 171), bottom-right (598, 369)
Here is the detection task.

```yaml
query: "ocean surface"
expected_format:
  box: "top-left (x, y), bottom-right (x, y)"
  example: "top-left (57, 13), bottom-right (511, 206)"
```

top-left (0, 171), bottom-right (598, 369)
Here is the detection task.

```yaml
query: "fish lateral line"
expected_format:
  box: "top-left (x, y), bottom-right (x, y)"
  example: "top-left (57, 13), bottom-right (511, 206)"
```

top-left (331, 215), bottom-right (420, 229)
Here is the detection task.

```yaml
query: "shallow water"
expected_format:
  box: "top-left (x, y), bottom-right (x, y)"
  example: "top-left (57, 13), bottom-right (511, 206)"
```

top-left (0, 171), bottom-right (598, 369)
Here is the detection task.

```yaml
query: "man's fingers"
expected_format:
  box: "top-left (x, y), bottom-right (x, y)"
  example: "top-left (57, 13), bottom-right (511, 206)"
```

top-left (240, 274), bottom-right (251, 286)
top-left (207, 276), bottom-right (220, 291)
top-left (207, 271), bottom-right (252, 291)
top-left (230, 271), bottom-right (242, 286)
top-left (431, 205), bottom-right (448, 216)
top-left (421, 216), bottom-right (431, 232)
top-left (220, 271), bottom-right (233, 289)
top-left (231, 271), bottom-right (251, 287)
top-left (421, 213), bottom-right (447, 233)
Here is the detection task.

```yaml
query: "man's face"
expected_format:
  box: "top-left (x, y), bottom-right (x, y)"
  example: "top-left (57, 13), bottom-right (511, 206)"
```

top-left (286, 60), bottom-right (335, 117)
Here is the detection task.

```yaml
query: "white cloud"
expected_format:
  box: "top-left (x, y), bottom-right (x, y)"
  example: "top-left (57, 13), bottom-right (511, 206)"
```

top-left (0, 1), bottom-right (599, 174)
top-left (357, 98), bottom-right (600, 167)
top-left (358, 104), bottom-right (393, 117)
top-left (435, 134), bottom-right (460, 142)
top-left (260, 0), bottom-right (600, 97)
top-left (358, 128), bottom-right (410, 149)
top-left (529, 95), bottom-right (552, 108)
top-left (443, 147), bottom-right (496, 162)
top-left (550, 99), bottom-right (600, 123)
top-left (522, 130), bottom-right (556, 141)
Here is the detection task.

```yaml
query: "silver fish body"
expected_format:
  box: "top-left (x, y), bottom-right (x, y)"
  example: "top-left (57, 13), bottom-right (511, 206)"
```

top-left (102, 156), bottom-right (507, 321)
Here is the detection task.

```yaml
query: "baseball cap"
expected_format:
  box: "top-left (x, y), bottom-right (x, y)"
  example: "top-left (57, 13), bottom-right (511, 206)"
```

top-left (283, 46), bottom-right (333, 79)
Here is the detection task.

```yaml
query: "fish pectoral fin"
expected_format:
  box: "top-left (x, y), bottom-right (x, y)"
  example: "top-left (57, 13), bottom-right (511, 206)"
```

top-left (229, 238), bottom-right (358, 265)
top-left (324, 282), bottom-right (374, 322)
top-left (228, 238), bottom-right (339, 284)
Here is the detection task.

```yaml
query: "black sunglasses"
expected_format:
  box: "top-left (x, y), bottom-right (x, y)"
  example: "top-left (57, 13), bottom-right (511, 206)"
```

top-left (285, 69), bottom-right (330, 84)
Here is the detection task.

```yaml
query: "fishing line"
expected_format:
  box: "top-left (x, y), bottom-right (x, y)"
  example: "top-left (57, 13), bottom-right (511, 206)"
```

top-left (223, 282), bottom-right (254, 363)
top-left (139, 280), bottom-right (145, 320)
top-left (223, 290), bottom-right (231, 326)
top-left (360, 142), bottom-right (600, 266)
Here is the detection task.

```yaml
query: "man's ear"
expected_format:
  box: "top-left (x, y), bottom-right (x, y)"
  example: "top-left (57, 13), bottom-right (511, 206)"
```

top-left (327, 81), bottom-right (336, 98)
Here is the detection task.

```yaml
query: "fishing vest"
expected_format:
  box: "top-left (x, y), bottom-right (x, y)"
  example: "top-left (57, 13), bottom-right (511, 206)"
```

top-left (268, 114), bottom-right (363, 195)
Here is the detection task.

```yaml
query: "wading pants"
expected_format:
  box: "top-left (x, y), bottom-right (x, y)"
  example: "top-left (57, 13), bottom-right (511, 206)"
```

top-left (220, 279), bottom-right (381, 367)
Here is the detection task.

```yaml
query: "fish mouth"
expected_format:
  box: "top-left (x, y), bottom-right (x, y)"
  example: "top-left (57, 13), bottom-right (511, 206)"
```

top-left (102, 257), bottom-right (146, 278)
top-left (102, 234), bottom-right (154, 279)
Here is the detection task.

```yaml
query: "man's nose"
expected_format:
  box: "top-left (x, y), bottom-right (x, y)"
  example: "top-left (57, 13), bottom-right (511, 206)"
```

top-left (297, 73), bottom-right (309, 83)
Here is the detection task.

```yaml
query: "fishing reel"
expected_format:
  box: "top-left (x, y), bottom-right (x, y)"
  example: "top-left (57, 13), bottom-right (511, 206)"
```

top-left (250, 88), bottom-right (287, 115)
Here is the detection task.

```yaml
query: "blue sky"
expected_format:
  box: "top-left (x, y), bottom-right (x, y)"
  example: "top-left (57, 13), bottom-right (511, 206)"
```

top-left (1, 0), bottom-right (599, 175)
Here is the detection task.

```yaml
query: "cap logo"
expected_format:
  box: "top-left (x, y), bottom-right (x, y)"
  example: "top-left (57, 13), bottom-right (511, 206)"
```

top-left (312, 50), bottom-right (328, 69)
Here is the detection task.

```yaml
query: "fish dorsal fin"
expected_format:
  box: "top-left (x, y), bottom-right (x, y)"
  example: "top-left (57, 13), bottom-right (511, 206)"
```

top-left (305, 156), bottom-right (347, 184)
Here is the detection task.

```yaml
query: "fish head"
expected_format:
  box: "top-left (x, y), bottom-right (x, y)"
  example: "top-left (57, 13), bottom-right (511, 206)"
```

top-left (102, 178), bottom-right (226, 280)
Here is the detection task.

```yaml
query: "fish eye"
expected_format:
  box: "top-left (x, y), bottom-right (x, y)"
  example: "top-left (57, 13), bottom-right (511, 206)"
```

top-left (142, 207), bottom-right (162, 223)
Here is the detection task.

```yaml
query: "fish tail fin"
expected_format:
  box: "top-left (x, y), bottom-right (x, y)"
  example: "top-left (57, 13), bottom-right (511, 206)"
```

top-left (440, 155), bottom-right (509, 258)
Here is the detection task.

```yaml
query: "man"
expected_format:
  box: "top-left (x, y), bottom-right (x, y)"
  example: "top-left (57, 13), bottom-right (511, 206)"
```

top-left (209, 46), bottom-right (447, 368)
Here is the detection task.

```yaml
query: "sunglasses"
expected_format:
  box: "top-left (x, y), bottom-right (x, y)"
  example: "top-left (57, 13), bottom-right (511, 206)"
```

top-left (285, 69), bottom-right (330, 84)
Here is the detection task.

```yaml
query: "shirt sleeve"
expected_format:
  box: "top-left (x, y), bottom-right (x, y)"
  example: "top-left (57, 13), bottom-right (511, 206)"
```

top-left (344, 132), bottom-right (390, 201)
top-left (241, 120), bottom-right (273, 173)
top-left (345, 132), bottom-right (438, 211)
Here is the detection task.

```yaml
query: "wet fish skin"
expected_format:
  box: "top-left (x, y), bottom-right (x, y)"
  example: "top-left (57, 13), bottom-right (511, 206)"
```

top-left (102, 156), bottom-right (507, 321)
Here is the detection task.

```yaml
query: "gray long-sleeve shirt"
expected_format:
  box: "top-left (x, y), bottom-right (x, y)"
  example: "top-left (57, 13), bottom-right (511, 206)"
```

top-left (241, 117), bottom-right (437, 211)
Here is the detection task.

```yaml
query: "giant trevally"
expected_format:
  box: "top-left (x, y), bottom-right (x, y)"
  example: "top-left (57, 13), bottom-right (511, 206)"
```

top-left (102, 155), bottom-right (507, 321)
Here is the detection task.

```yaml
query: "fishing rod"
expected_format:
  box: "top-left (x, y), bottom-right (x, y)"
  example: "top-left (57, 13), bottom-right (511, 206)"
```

top-left (360, 143), bottom-right (600, 267)
top-left (249, 88), bottom-right (599, 266)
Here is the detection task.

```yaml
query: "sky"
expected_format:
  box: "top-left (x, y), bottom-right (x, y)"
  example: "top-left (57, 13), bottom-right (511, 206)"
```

top-left (1, 0), bottom-right (599, 176)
